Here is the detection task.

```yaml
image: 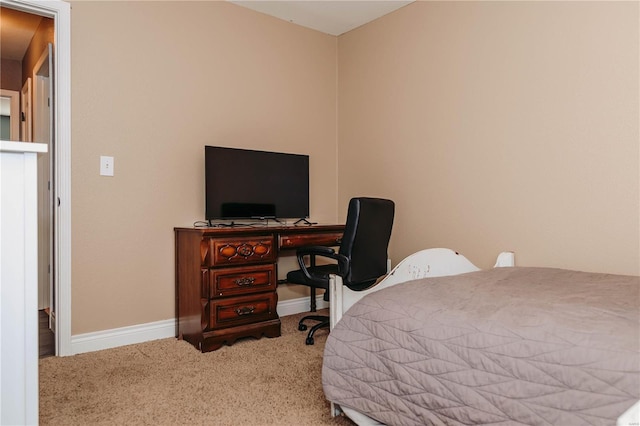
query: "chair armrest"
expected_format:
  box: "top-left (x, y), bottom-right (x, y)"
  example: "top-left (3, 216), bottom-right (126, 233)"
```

top-left (295, 246), bottom-right (350, 282)
top-left (295, 246), bottom-right (336, 257)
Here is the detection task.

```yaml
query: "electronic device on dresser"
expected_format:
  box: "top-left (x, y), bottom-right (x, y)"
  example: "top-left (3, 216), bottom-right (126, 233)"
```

top-left (175, 147), bottom-right (342, 352)
top-left (205, 146), bottom-right (310, 223)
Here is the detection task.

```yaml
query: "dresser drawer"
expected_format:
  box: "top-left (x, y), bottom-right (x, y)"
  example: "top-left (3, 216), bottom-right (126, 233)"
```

top-left (279, 232), bottom-right (343, 250)
top-left (205, 235), bottom-right (276, 267)
top-left (207, 264), bottom-right (276, 298)
top-left (209, 293), bottom-right (278, 330)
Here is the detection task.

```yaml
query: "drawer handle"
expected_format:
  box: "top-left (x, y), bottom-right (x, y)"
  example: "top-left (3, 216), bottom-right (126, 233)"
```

top-left (235, 306), bottom-right (255, 316)
top-left (234, 277), bottom-right (255, 286)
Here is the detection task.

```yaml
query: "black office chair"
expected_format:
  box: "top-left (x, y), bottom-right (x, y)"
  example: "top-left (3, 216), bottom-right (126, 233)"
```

top-left (286, 197), bottom-right (395, 345)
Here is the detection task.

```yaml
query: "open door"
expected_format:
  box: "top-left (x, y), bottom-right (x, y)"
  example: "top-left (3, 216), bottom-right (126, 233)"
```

top-left (33, 43), bottom-right (54, 333)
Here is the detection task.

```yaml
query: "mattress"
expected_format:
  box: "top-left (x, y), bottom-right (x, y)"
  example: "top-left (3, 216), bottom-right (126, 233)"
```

top-left (322, 267), bottom-right (640, 425)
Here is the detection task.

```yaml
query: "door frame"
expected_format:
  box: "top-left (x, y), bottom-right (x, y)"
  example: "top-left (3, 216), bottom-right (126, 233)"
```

top-left (3, 0), bottom-right (72, 356)
top-left (32, 45), bottom-right (52, 312)
top-left (20, 77), bottom-right (32, 142)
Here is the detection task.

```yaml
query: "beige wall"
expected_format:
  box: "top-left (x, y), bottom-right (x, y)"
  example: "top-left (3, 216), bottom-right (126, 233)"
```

top-left (338, 1), bottom-right (639, 275)
top-left (70, 1), bottom-right (639, 336)
top-left (0, 59), bottom-right (21, 91)
top-left (70, 1), bottom-right (337, 334)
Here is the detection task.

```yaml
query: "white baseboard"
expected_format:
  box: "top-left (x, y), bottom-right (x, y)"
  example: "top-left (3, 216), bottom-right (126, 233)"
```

top-left (276, 294), bottom-right (329, 317)
top-left (71, 318), bottom-right (176, 355)
top-left (69, 295), bottom-right (328, 355)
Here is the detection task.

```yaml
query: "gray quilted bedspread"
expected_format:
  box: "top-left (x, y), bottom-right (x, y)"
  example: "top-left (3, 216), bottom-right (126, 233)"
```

top-left (322, 267), bottom-right (640, 425)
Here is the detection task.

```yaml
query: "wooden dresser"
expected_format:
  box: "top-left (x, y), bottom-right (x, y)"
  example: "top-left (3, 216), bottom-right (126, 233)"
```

top-left (175, 224), bottom-right (344, 352)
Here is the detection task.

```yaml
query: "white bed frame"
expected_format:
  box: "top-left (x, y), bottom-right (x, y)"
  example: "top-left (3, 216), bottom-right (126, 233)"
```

top-left (327, 248), bottom-right (515, 424)
top-left (327, 248), bottom-right (640, 426)
top-left (329, 248), bottom-right (515, 330)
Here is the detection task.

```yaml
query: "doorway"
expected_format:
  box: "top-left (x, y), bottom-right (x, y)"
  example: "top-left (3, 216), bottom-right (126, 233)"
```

top-left (33, 44), bottom-right (54, 343)
top-left (1, 6), bottom-right (54, 356)
top-left (1, 0), bottom-right (72, 356)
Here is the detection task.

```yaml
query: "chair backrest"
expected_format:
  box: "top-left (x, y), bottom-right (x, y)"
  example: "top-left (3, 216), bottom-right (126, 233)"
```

top-left (338, 197), bottom-right (395, 290)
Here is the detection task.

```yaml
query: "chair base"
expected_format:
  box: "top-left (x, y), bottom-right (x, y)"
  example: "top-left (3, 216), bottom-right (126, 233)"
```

top-left (298, 315), bottom-right (329, 345)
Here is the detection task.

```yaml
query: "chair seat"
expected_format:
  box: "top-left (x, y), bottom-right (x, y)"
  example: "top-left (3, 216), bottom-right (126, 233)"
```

top-left (286, 264), bottom-right (340, 290)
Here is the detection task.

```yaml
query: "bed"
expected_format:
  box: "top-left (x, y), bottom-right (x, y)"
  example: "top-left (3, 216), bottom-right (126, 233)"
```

top-left (322, 248), bottom-right (640, 425)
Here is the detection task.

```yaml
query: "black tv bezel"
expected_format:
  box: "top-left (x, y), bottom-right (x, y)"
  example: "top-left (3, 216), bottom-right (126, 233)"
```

top-left (205, 146), bottom-right (310, 221)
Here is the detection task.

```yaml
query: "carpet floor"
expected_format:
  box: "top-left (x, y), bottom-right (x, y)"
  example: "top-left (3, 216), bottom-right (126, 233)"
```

top-left (39, 310), bottom-right (356, 426)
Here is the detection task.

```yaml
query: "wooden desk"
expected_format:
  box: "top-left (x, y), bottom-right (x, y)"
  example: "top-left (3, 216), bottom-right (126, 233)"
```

top-left (175, 224), bottom-right (344, 352)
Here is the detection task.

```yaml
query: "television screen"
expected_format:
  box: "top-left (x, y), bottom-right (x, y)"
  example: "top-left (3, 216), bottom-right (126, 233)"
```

top-left (205, 146), bottom-right (310, 221)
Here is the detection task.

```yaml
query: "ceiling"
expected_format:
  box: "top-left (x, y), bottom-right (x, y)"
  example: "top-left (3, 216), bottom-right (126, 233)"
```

top-left (0, 1), bottom-right (413, 62)
top-left (0, 6), bottom-right (43, 61)
top-left (229, 1), bottom-right (414, 36)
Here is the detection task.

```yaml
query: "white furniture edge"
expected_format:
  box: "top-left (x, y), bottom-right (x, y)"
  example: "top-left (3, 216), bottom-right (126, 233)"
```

top-left (0, 142), bottom-right (47, 425)
top-left (617, 400), bottom-right (640, 426)
top-left (0, 140), bottom-right (47, 153)
top-left (328, 248), bottom-right (514, 424)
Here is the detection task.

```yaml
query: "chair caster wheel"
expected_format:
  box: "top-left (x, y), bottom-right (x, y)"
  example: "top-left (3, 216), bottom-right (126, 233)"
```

top-left (298, 324), bottom-right (307, 331)
top-left (305, 337), bottom-right (315, 345)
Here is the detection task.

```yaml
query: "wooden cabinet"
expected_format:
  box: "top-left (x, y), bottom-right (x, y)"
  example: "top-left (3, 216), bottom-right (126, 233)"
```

top-left (175, 224), bottom-right (343, 352)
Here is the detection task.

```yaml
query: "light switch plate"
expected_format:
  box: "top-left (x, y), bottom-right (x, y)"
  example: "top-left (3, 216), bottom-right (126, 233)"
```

top-left (100, 156), bottom-right (114, 176)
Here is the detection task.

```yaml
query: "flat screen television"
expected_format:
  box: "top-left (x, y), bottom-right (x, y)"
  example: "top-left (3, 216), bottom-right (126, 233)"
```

top-left (205, 146), bottom-right (310, 221)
